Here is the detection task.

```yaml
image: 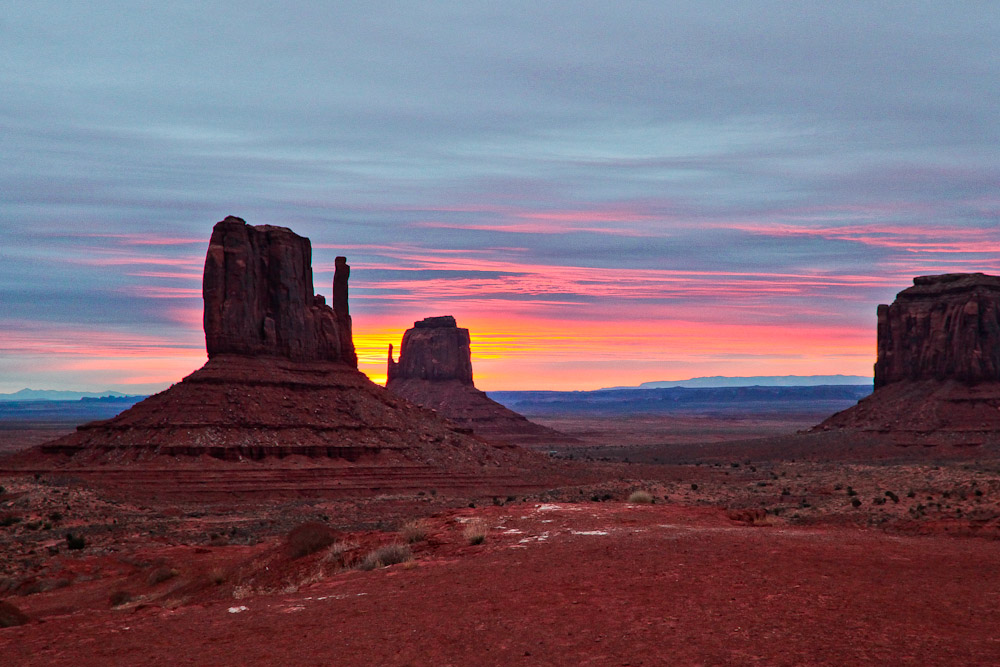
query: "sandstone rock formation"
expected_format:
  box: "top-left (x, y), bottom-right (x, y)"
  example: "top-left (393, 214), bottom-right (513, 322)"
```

top-left (203, 216), bottom-right (355, 365)
top-left (874, 273), bottom-right (1000, 387)
top-left (387, 316), bottom-right (473, 384)
top-left (387, 316), bottom-right (574, 446)
top-left (23, 218), bottom-right (544, 495)
top-left (815, 273), bottom-right (1000, 449)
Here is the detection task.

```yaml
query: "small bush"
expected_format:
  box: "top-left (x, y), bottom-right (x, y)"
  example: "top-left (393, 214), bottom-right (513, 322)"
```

top-left (851, 498), bottom-right (862, 508)
top-left (627, 490), bottom-right (653, 504)
top-left (286, 522), bottom-right (339, 559)
top-left (358, 544), bottom-right (412, 571)
top-left (463, 519), bottom-right (488, 545)
top-left (66, 533), bottom-right (86, 550)
top-left (400, 520), bottom-right (430, 544)
top-left (885, 491), bottom-right (899, 503)
top-left (147, 567), bottom-right (179, 586)
top-left (48, 512), bottom-right (63, 523)
top-left (0, 516), bottom-right (21, 528)
top-left (109, 590), bottom-right (132, 607)
top-left (0, 599), bottom-right (29, 627)
top-left (690, 484), bottom-right (699, 491)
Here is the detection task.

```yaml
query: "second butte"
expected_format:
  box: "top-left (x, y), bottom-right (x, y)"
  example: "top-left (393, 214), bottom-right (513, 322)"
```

top-left (12, 217), bottom-right (554, 500)
top-left (816, 272), bottom-right (1000, 449)
top-left (387, 316), bottom-right (574, 446)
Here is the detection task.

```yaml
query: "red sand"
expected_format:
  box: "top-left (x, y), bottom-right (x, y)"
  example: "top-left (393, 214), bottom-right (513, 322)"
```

top-left (5, 502), bottom-right (1000, 666)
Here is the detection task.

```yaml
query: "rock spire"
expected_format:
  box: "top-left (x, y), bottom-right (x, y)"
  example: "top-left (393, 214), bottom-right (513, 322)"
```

top-left (202, 216), bottom-right (356, 366)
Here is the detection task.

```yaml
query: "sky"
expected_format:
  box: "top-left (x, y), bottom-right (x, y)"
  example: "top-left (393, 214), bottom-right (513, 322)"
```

top-left (1, 2), bottom-right (998, 393)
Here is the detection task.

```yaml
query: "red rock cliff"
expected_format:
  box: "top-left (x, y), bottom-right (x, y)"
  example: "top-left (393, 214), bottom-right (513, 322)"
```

top-left (202, 216), bottom-right (356, 366)
top-left (874, 273), bottom-right (1000, 388)
top-left (387, 316), bottom-right (474, 384)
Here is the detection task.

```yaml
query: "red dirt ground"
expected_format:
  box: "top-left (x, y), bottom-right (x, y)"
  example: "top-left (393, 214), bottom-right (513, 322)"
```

top-left (4, 413), bottom-right (1000, 665)
top-left (4, 501), bottom-right (1000, 666)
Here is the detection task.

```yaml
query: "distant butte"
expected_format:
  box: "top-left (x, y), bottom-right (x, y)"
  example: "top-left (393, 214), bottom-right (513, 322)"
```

top-left (13, 217), bottom-right (551, 498)
top-left (387, 316), bottom-right (575, 446)
top-left (815, 272), bottom-right (1000, 449)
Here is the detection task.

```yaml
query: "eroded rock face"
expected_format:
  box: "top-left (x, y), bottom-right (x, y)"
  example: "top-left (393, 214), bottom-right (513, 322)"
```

top-left (386, 316), bottom-right (575, 445)
top-left (874, 273), bottom-right (1000, 388)
top-left (387, 316), bottom-right (474, 384)
top-left (203, 216), bottom-right (356, 366)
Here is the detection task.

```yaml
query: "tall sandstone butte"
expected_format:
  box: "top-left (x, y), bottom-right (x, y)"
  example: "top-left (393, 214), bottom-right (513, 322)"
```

top-left (203, 216), bottom-right (357, 366)
top-left (816, 272), bottom-right (1000, 446)
top-left (387, 316), bottom-right (574, 445)
top-left (387, 316), bottom-right (473, 384)
top-left (26, 218), bottom-right (542, 495)
top-left (874, 273), bottom-right (1000, 387)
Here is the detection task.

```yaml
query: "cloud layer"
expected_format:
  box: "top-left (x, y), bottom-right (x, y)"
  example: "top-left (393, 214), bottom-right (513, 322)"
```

top-left (2, 3), bottom-right (997, 391)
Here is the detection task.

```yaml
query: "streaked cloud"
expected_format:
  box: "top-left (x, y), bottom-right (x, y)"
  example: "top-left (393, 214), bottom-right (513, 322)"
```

top-left (1, 3), bottom-right (998, 391)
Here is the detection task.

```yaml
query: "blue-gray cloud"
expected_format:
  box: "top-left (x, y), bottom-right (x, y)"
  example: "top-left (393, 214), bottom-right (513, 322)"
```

top-left (1, 2), bottom-right (998, 390)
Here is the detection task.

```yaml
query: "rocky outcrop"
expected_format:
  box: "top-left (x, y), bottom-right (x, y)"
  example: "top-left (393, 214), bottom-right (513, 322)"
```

top-left (203, 216), bottom-right (355, 366)
top-left (387, 317), bottom-right (574, 446)
top-left (387, 316), bottom-right (473, 384)
top-left (27, 218), bottom-right (542, 482)
top-left (815, 273), bottom-right (1000, 450)
top-left (874, 273), bottom-right (1000, 387)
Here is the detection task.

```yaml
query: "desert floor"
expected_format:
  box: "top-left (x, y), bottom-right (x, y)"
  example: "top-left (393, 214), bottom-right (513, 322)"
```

top-left (3, 414), bottom-right (1000, 665)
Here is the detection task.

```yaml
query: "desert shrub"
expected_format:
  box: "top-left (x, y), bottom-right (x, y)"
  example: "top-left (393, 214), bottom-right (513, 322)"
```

top-left (726, 508), bottom-right (767, 524)
top-left (286, 522), bottom-right (339, 559)
top-left (209, 568), bottom-right (227, 585)
top-left (463, 519), bottom-right (488, 545)
top-left (66, 533), bottom-right (86, 550)
top-left (851, 498), bottom-right (862, 508)
top-left (690, 484), bottom-right (699, 491)
top-left (48, 512), bottom-right (63, 522)
top-left (846, 487), bottom-right (857, 497)
top-left (399, 520), bottom-right (430, 544)
top-left (627, 490), bottom-right (653, 504)
top-left (0, 516), bottom-right (20, 528)
top-left (885, 491), bottom-right (899, 503)
top-left (0, 599), bottom-right (29, 628)
top-left (109, 590), bottom-right (132, 607)
top-left (147, 567), bottom-right (179, 586)
top-left (358, 544), bottom-right (412, 571)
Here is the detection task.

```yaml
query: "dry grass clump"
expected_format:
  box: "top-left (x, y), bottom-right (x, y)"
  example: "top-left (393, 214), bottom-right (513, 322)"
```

top-left (109, 590), bottom-right (132, 607)
top-left (627, 490), bottom-right (654, 504)
top-left (147, 566), bottom-right (179, 586)
top-left (462, 519), bottom-right (488, 545)
top-left (286, 522), bottom-right (339, 559)
top-left (358, 543), bottom-right (412, 571)
top-left (399, 519), bottom-right (430, 544)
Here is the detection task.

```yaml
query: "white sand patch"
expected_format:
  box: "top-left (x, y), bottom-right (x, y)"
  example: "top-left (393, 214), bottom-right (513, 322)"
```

top-left (228, 606), bottom-right (248, 614)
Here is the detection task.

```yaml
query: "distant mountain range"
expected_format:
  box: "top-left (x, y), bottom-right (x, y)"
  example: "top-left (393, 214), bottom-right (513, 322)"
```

top-left (602, 375), bottom-right (872, 390)
top-left (0, 388), bottom-right (144, 402)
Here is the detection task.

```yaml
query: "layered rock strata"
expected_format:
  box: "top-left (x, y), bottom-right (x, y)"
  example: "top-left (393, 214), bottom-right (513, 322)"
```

top-left (32, 218), bottom-right (535, 478)
top-left (203, 216), bottom-right (356, 365)
top-left (387, 316), bottom-right (574, 446)
top-left (815, 273), bottom-right (1000, 448)
top-left (874, 273), bottom-right (1000, 387)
